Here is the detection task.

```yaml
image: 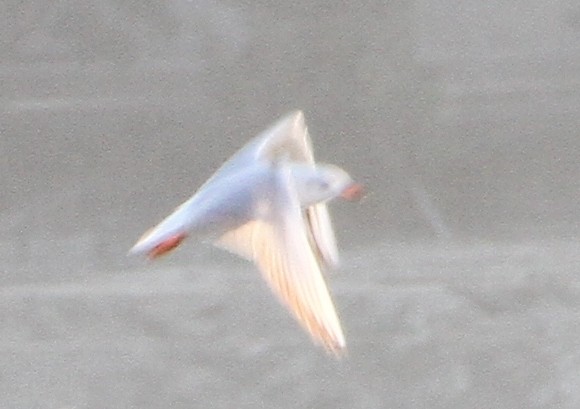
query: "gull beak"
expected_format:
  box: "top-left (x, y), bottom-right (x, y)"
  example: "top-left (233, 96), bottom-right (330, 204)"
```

top-left (340, 182), bottom-right (364, 201)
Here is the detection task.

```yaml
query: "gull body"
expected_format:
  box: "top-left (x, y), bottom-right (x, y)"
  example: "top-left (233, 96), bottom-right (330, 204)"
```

top-left (130, 111), bottom-right (360, 356)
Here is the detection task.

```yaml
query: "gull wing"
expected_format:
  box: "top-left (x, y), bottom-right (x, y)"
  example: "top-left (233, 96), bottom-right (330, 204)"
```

top-left (303, 203), bottom-right (339, 268)
top-left (190, 111), bottom-right (312, 200)
top-left (215, 167), bottom-right (346, 356)
top-left (253, 110), bottom-right (315, 163)
top-left (254, 111), bottom-right (340, 269)
top-left (206, 110), bottom-right (312, 183)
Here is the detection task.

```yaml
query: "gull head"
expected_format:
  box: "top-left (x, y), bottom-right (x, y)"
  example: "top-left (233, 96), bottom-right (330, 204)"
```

top-left (289, 163), bottom-right (363, 206)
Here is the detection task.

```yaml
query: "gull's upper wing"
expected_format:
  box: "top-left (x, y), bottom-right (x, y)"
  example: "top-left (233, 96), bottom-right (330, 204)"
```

top-left (253, 110), bottom-right (315, 163)
top-left (215, 166), bottom-right (346, 356)
top-left (208, 110), bottom-right (311, 180)
top-left (192, 111), bottom-right (311, 195)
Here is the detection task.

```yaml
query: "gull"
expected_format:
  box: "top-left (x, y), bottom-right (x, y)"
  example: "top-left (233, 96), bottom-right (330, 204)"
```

top-left (129, 111), bottom-right (362, 356)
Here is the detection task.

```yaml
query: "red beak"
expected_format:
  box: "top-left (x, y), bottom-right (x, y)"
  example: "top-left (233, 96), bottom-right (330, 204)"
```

top-left (340, 182), bottom-right (364, 201)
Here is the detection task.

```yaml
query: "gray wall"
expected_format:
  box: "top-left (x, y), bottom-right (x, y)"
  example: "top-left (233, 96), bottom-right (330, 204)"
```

top-left (1, 2), bottom-right (580, 408)
top-left (2, 2), bottom-right (579, 276)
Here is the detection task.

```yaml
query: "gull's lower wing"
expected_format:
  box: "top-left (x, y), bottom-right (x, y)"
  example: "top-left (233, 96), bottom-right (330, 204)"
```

top-left (305, 203), bottom-right (340, 268)
top-left (216, 166), bottom-right (346, 356)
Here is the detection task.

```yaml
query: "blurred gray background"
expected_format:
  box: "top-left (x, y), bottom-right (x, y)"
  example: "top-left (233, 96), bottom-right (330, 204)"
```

top-left (1, 1), bottom-right (580, 408)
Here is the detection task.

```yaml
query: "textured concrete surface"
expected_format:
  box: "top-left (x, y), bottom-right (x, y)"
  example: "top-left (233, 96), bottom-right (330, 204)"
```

top-left (2, 1), bottom-right (580, 408)
top-left (2, 240), bottom-right (580, 409)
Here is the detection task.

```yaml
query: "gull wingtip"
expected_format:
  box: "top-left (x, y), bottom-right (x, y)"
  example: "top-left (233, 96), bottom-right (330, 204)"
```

top-left (283, 109), bottom-right (305, 126)
top-left (325, 338), bottom-right (347, 359)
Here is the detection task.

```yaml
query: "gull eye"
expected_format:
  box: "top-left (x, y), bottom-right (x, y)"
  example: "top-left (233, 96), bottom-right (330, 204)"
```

top-left (308, 179), bottom-right (328, 191)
